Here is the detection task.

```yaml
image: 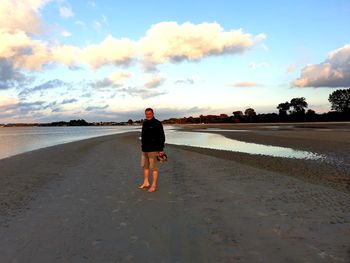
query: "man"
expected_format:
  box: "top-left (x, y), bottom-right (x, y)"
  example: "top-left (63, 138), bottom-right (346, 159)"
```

top-left (139, 108), bottom-right (165, 193)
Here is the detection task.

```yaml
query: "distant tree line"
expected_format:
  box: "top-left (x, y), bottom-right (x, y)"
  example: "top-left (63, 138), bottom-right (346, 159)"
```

top-left (4, 119), bottom-right (134, 127)
top-left (40, 119), bottom-right (92, 126)
top-left (163, 88), bottom-right (350, 124)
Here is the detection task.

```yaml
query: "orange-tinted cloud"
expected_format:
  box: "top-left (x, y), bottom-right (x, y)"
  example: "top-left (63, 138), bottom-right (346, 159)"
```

top-left (230, 81), bottom-right (260, 87)
top-left (138, 22), bottom-right (264, 67)
top-left (293, 44), bottom-right (350, 87)
top-left (0, 1), bottom-right (265, 74)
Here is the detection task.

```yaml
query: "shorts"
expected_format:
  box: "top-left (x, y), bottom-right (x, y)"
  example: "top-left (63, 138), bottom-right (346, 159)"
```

top-left (141, 152), bottom-right (159, 171)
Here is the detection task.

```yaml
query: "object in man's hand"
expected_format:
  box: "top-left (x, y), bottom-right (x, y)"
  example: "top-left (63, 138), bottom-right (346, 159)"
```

top-left (157, 152), bottom-right (168, 163)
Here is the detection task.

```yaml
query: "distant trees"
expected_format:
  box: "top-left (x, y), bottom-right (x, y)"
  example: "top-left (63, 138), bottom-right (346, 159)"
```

top-left (276, 102), bottom-right (290, 116)
top-left (232, 111), bottom-right (244, 122)
top-left (276, 97), bottom-right (308, 121)
top-left (40, 119), bottom-right (91, 126)
top-left (328, 88), bottom-right (350, 113)
top-left (68, 119), bottom-right (90, 126)
top-left (290, 97), bottom-right (308, 114)
top-left (277, 97), bottom-right (308, 116)
top-left (244, 108), bottom-right (257, 122)
top-left (161, 90), bottom-right (349, 124)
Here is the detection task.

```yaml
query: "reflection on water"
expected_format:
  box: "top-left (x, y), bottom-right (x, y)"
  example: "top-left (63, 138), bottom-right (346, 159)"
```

top-left (166, 130), bottom-right (325, 160)
top-left (0, 126), bottom-right (140, 160)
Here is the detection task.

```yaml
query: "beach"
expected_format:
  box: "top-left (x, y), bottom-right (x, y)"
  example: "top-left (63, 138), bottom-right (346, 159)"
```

top-left (0, 125), bottom-right (349, 262)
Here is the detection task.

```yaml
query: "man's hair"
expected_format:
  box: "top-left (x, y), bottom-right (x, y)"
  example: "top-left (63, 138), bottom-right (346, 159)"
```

top-left (145, 108), bottom-right (154, 113)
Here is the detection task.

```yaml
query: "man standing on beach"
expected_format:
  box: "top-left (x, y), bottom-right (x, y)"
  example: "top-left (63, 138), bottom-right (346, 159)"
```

top-left (139, 108), bottom-right (165, 193)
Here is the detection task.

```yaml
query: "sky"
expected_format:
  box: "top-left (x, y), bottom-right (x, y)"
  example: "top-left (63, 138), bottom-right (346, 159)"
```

top-left (0, 0), bottom-right (350, 123)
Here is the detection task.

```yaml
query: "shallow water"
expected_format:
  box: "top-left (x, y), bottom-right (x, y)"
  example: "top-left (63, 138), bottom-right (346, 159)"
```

top-left (0, 126), bottom-right (140, 160)
top-left (165, 130), bottom-right (325, 160)
top-left (0, 126), bottom-right (326, 161)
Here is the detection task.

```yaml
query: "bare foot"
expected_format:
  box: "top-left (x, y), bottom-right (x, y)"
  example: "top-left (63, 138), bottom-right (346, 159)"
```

top-left (138, 183), bottom-right (150, 189)
top-left (148, 185), bottom-right (157, 192)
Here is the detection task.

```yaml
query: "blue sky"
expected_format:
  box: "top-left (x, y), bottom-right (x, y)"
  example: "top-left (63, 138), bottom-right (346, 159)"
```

top-left (0, 0), bottom-right (350, 123)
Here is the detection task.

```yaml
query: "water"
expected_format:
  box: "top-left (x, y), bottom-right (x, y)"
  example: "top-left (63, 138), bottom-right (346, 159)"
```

top-left (165, 130), bottom-right (325, 160)
top-left (0, 126), bottom-right (140, 160)
top-left (0, 126), bottom-right (326, 161)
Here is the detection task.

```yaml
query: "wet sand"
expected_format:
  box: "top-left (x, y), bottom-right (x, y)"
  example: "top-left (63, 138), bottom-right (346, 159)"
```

top-left (0, 126), bottom-right (349, 262)
top-left (179, 122), bottom-right (350, 193)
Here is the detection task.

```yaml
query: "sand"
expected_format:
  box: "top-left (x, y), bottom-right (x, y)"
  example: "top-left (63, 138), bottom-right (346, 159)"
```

top-left (0, 126), bottom-right (349, 262)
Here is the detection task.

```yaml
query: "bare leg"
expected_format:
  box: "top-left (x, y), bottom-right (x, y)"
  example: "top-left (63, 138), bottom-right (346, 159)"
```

top-left (148, 170), bottom-right (158, 192)
top-left (138, 168), bottom-right (150, 189)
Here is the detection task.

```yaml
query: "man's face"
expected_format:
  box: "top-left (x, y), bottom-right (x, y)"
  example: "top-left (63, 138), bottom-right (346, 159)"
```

top-left (145, 110), bottom-right (154, 120)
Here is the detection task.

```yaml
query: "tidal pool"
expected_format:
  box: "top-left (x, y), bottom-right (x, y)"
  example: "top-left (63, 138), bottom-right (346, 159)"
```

top-left (165, 130), bottom-right (325, 160)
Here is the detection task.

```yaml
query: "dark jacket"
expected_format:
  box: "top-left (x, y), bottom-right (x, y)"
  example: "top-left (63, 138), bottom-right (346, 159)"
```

top-left (141, 117), bottom-right (165, 152)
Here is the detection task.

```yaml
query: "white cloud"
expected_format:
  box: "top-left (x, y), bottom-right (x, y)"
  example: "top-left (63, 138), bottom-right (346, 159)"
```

top-left (59, 6), bottom-right (74, 18)
top-left (108, 71), bottom-right (132, 84)
top-left (138, 21), bottom-right (263, 67)
top-left (79, 35), bottom-right (135, 69)
top-left (293, 44), bottom-right (350, 87)
top-left (1, 4), bottom-right (265, 75)
top-left (61, 30), bottom-right (72, 37)
top-left (0, 0), bottom-right (49, 35)
top-left (51, 44), bottom-right (80, 66)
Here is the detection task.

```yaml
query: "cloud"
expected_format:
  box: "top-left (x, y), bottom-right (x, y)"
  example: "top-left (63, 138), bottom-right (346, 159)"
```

top-left (0, 100), bottom-right (64, 119)
top-left (59, 6), bottom-right (74, 18)
top-left (144, 75), bottom-right (165, 89)
top-left (108, 71), bottom-right (132, 83)
top-left (0, 58), bottom-right (30, 89)
top-left (61, 30), bottom-right (72, 37)
top-left (293, 44), bottom-right (350, 87)
top-left (0, 0), bottom-right (48, 35)
top-left (62, 98), bottom-right (77, 104)
top-left (230, 81), bottom-right (260, 87)
top-left (138, 21), bottom-right (264, 68)
top-left (17, 101), bottom-right (46, 114)
top-left (80, 35), bottom-right (135, 69)
top-left (19, 79), bottom-right (68, 98)
top-left (0, 29), bottom-right (52, 70)
top-left (51, 44), bottom-right (80, 66)
top-left (119, 87), bottom-right (167, 99)
top-left (1, 4), bottom-right (265, 74)
top-left (85, 104), bottom-right (109, 111)
top-left (174, 76), bottom-right (198, 85)
top-left (90, 71), bottom-right (132, 89)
